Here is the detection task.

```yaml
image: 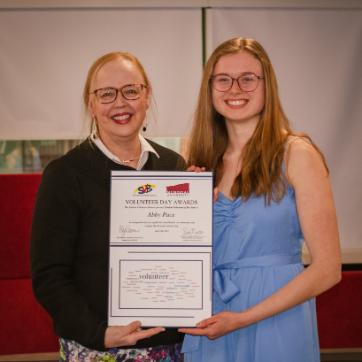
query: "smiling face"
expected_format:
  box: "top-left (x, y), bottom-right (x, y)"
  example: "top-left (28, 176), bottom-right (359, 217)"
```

top-left (88, 57), bottom-right (149, 146)
top-left (212, 51), bottom-right (265, 127)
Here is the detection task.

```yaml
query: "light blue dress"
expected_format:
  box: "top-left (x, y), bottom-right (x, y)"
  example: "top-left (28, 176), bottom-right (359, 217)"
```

top-left (182, 186), bottom-right (320, 362)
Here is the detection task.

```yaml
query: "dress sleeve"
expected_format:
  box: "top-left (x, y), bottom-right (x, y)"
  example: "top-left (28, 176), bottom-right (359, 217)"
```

top-left (30, 159), bottom-right (107, 350)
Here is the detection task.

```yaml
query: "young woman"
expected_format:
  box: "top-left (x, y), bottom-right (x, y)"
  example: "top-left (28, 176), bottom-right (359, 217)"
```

top-left (180, 37), bottom-right (341, 362)
top-left (31, 52), bottom-right (185, 361)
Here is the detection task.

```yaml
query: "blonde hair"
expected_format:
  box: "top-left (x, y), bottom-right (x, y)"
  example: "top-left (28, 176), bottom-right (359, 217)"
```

top-left (83, 52), bottom-right (151, 134)
top-left (187, 37), bottom-right (327, 202)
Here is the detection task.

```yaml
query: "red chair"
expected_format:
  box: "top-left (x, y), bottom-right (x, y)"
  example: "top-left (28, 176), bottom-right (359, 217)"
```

top-left (0, 174), bottom-right (58, 355)
top-left (317, 270), bottom-right (362, 349)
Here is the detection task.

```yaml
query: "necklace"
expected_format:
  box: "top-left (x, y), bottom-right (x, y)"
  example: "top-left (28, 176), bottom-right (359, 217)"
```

top-left (119, 155), bottom-right (140, 164)
top-left (117, 142), bottom-right (141, 165)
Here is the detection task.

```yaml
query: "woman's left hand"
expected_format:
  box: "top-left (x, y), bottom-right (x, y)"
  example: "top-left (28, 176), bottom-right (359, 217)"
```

top-left (186, 165), bottom-right (219, 202)
top-left (178, 311), bottom-right (243, 340)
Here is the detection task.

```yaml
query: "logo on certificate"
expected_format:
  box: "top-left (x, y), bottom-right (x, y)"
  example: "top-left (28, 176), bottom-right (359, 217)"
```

top-left (133, 183), bottom-right (156, 195)
top-left (166, 183), bottom-right (190, 195)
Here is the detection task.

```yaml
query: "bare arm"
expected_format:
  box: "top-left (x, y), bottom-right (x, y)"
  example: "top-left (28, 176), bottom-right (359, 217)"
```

top-left (179, 139), bottom-right (341, 339)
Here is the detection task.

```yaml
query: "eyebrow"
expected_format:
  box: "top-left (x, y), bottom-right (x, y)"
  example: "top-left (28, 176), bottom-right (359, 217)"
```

top-left (213, 71), bottom-right (258, 77)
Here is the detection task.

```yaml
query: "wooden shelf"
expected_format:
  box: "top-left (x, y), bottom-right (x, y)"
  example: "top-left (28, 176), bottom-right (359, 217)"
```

top-left (0, 352), bottom-right (59, 362)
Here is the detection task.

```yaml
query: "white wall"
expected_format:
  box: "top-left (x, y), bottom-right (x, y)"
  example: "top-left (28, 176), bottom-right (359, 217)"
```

top-left (0, 6), bottom-right (202, 139)
top-left (207, 5), bottom-right (362, 253)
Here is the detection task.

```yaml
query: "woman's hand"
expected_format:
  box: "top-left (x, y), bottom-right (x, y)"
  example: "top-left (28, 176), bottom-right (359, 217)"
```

top-left (187, 165), bottom-right (219, 202)
top-left (187, 165), bottom-right (206, 172)
top-left (105, 322), bottom-right (165, 348)
top-left (178, 311), bottom-right (243, 340)
top-left (213, 187), bottom-right (219, 202)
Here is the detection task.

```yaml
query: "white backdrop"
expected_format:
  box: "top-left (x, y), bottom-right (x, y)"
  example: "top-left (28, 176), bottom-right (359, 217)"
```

top-left (0, 7), bottom-right (202, 139)
top-left (207, 6), bottom-right (362, 253)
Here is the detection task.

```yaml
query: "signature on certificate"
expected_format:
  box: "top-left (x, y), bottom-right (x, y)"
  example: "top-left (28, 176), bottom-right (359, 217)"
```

top-left (118, 225), bottom-right (140, 237)
top-left (181, 227), bottom-right (204, 241)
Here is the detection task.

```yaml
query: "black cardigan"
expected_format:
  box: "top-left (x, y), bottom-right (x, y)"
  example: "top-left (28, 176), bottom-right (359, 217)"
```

top-left (30, 139), bottom-right (186, 351)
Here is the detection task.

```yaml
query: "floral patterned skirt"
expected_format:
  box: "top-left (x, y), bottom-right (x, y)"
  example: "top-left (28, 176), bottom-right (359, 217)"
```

top-left (59, 338), bottom-right (183, 362)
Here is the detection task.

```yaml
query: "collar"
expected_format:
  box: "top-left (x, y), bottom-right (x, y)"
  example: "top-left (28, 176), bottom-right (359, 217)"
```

top-left (90, 132), bottom-right (159, 170)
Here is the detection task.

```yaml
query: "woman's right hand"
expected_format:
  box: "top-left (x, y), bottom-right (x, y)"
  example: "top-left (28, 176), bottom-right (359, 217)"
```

top-left (187, 165), bottom-right (206, 172)
top-left (104, 322), bottom-right (165, 348)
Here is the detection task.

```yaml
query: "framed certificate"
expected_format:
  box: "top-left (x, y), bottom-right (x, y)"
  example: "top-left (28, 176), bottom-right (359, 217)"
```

top-left (108, 171), bottom-right (213, 327)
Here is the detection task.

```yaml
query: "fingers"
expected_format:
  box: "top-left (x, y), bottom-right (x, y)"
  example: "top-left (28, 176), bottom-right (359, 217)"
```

top-left (179, 325), bottom-right (221, 340)
top-left (178, 316), bottom-right (216, 334)
top-left (121, 326), bottom-right (165, 347)
top-left (178, 327), bottom-right (209, 336)
top-left (213, 187), bottom-right (219, 202)
top-left (187, 165), bottom-right (206, 173)
top-left (133, 327), bottom-right (165, 340)
top-left (196, 318), bottom-right (215, 328)
top-left (120, 320), bottom-right (142, 336)
top-left (178, 326), bottom-right (219, 339)
top-left (104, 323), bottom-right (165, 348)
top-left (180, 312), bottom-right (241, 340)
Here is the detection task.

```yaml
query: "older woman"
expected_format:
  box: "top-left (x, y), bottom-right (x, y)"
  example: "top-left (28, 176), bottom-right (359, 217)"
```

top-left (31, 52), bottom-right (185, 361)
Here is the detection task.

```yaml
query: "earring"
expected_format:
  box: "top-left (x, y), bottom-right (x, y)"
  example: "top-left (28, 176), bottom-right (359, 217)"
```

top-left (91, 116), bottom-right (99, 136)
top-left (142, 124), bottom-right (147, 132)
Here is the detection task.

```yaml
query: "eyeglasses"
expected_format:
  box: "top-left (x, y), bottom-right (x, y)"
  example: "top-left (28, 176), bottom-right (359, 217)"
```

top-left (211, 73), bottom-right (264, 92)
top-left (90, 84), bottom-right (147, 104)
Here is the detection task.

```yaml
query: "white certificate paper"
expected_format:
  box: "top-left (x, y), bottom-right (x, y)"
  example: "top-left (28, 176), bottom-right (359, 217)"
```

top-left (108, 171), bottom-right (213, 327)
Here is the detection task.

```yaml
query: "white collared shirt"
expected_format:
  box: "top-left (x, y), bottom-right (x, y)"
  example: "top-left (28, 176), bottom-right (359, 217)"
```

top-left (90, 132), bottom-right (159, 170)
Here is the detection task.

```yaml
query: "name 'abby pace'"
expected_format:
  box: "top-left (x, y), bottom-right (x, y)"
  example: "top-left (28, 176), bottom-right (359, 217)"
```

top-left (125, 199), bottom-right (198, 205)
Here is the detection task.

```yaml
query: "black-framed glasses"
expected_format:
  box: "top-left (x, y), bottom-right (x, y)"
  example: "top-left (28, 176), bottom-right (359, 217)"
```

top-left (211, 73), bottom-right (264, 92)
top-left (90, 84), bottom-right (147, 104)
